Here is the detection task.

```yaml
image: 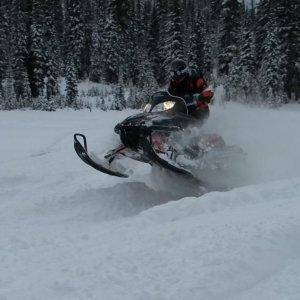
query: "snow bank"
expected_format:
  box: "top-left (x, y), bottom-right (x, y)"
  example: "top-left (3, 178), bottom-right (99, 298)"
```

top-left (1, 102), bottom-right (300, 299)
top-left (1, 176), bottom-right (300, 299)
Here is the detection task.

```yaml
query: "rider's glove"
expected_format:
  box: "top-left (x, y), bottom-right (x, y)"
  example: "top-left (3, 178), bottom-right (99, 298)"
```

top-left (191, 91), bottom-right (214, 104)
top-left (200, 90), bottom-right (214, 103)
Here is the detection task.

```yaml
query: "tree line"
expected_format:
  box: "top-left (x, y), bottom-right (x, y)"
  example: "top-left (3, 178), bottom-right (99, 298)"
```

top-left (0, 0), bottom-right (299, 110)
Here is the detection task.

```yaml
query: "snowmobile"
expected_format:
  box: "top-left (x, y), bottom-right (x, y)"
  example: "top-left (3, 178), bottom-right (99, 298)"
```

top-left (74, 91), bottom-right (244, 183)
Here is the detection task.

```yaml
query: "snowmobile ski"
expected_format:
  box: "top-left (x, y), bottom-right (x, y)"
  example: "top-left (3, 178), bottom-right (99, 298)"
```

top-left (74, 134), bottom-right (129, 178)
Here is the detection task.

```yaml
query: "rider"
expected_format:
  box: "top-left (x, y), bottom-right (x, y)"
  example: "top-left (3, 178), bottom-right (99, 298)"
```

top-left (168, 59), bottom-right (214, 121)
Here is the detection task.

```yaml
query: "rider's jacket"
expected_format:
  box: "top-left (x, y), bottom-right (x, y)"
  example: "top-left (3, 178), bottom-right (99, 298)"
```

top-left (168, 71), bottom-right (214, 119)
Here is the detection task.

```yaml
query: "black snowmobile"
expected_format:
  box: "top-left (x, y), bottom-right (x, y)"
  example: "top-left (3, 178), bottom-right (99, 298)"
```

top-left (74, 91), bottom-right (244, 182)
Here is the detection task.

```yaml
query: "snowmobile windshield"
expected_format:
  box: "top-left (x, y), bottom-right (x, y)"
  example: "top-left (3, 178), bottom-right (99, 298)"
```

top-left (144, 91), bottom-right (188, 115)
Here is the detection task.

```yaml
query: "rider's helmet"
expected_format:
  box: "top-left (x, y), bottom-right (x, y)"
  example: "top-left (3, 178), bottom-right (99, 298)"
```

top-left (170, 59), bottom-right (187, 80)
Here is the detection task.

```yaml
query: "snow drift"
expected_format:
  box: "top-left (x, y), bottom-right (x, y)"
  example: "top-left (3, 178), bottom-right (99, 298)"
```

top-left (1, 100), bottom-right (300, 299)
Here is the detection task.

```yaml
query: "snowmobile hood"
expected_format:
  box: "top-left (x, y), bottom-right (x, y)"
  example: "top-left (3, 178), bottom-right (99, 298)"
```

top-left (114, 110), bottom-right (185, 134)
top-left (114, 112), bottom-right (147, 134)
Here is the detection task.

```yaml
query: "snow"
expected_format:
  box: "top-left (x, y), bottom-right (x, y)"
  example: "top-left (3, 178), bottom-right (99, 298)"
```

top-left (1, 101), bottom-right (300, 299)
top-left (59, 78), bottom-right (118, 109)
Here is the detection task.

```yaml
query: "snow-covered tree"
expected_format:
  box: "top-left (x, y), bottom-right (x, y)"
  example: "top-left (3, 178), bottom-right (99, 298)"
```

top-left (65, 62), bottom-right (78, 107)
top-left (218, 0), bottom-right (242, 76)
top-left (228, 14), bottom-right (258, 102)
top-left (11, 0), bottom-right (32, 107)
top-left (0, 2), bottom-right (9, 82)
top-left (30, 0), bottom-right (46, 98)
top-left (63, 0), bottom-right (85, 106)
top-left (101, 0), bottom-right (124, 83)
top-left (147, 3), bottom-right (164, 85)
top-left (0, 0), bottom-right (298, 110)
top-left (156, 0), bottom-right (169, 85)
top-left (273, 0), bottom-right (299, 100)
top-left (163, 0), bottom-right (185, 72)
top-left (90, 1), bottom-right (106, 82)
top-left (112, 83), bottom-right (126, 110)
top-left (1, 66), bottom-right (17, 110)
top-left (258, 21), bottom-right (287, 105)
top-left (187, 11), bottom-right (204, 71)
top-left (43, 0), bottom-right (62, 99)
top-left (136, 52), bottom-right (159, 107)
top-left (79, 0), bottom-right (93, 79)
top-left (254, 0), bottom-right (299, 102)
top-left (64, 0), bottom-right (85, 72)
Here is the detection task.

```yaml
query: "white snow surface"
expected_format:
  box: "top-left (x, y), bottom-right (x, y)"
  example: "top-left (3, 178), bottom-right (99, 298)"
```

top-left (1, 101), bottom-right (300, 299)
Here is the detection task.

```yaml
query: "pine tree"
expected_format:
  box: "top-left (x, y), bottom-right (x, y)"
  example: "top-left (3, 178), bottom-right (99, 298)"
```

top-left (65, 62), bottom-right (78, 107)
top-left (218, 0), bottom-right (242, 76)
top-left (44, 0), bottom-right (62, 100)
top-left (258, 21), bottom-right (287, 105)
top-left (289, 0), bottom-right (300, 100)
top-left (147, 3), bottom-right (162, 84)
top-left (79, 0), bottom-right (93, 79)
top-left (112, 83), bottom-right (126, 110)
top-left (30, 0), bottom-right (46, 98)
top-left (163, 0), bottom-right (185, 72)
top-left (273, 0), bottom-right (299, 100)
top-left (64, 0), bottom-right (85, 106)
top-left (101, 0), bottom-right (124, 83)
top-left (202, 36), bottom-right (214, 80)
top-left (155, 0), bottom-right (169, 85)
top-left (239, 21), bottom-right (257, 100)
top-left (123, 0), bottom-right (139, 85)
top-left (255, 0), bottom-right (299, 101)
top-left (0, 0), bottom-right (298, 110)
top-left (187, 11), bottom-right (205, 70)
top-left (136, 51), bottom-right (159, 107)
top-left (229, 12), bottom-right (257, 102)
top-left (2, 66), bottom-right (17, 110)
top-left (254, 0), bottom-right (270, 65)
top-left (33, 88), bottom-right (56, 111)
top-left (0, 81), bottom-right (4, 108)
top-left (17, 72), bottom-right (31, 108)
top-left (64, 0), bottom-right (85, 72)
top-left (90, 0), bottom-right (106, 82)
top-left (206, 0), bottom-right (222, 72)
top-left (49, 0), bottom-right (64, 72)
top-left (11, 0), bottom-right (32, 107)
top-left (183, 0), bottom-right (195, 29)
top-left (210, 0), bottom-right (223, 20)
top-left (0, 1), bottom-right (9, 82)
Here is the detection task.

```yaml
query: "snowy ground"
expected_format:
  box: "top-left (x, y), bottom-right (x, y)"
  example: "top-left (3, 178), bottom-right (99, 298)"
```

top-left (1, 101), bottom-right (300, 299)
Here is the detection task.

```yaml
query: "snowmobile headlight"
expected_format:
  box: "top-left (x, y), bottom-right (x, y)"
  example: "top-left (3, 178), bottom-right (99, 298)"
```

top-left (164, 101), bottom-right (175, 110)
top-left (143, 103), bottom-right (151, 113)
